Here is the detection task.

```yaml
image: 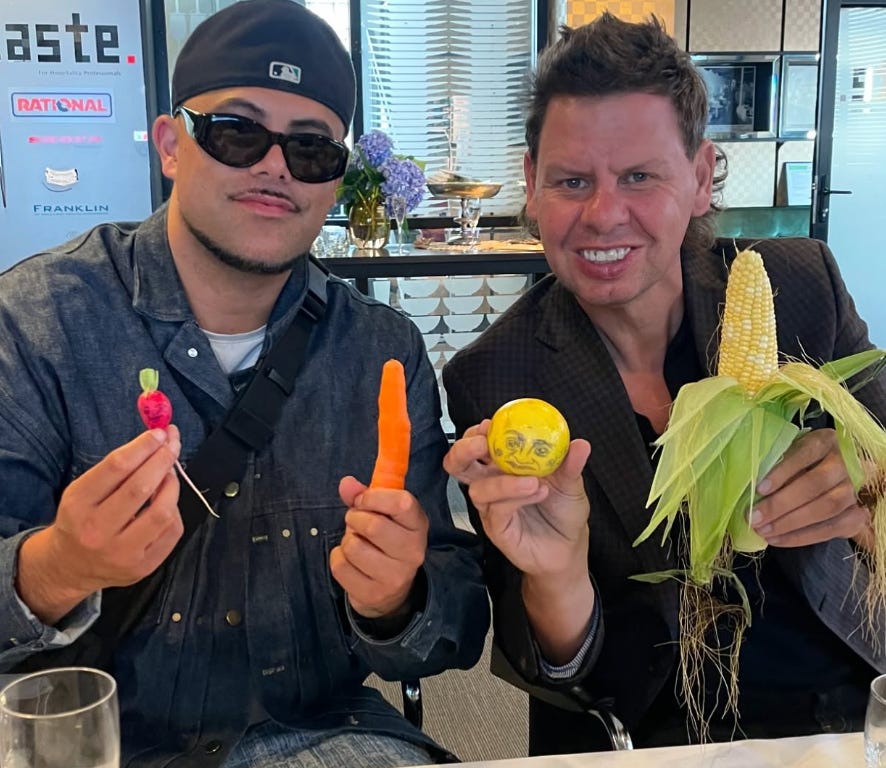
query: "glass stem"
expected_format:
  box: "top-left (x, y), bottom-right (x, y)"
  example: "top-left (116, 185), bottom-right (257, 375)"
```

top-left (396, 220), bottom-right (405, 254)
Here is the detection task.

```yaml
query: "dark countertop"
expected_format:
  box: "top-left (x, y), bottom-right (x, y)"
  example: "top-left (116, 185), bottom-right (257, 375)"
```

top-left (319, 245), bottom-right (550, 284)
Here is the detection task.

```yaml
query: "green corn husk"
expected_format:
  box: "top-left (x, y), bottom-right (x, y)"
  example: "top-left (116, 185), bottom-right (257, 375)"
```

top-left (636, 348), bottom-right (886, 585)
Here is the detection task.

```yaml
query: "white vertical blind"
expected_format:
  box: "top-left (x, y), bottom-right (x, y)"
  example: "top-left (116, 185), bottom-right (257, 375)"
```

top-left (360, 0), bottom-right (536, 217)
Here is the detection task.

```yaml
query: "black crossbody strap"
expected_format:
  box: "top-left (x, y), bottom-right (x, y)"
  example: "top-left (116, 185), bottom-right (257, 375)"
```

top-left (222, 256), bottom-right (328, 451)
top-left (177, 257), bottom-right (328, 533)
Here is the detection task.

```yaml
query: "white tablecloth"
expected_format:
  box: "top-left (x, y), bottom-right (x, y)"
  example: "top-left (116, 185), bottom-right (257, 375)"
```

top-left (412, 733), bottom-right (863, 768)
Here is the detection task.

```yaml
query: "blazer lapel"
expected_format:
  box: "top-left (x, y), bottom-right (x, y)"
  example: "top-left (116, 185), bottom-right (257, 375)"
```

top-left (532, 283), bottom-right (671, 574)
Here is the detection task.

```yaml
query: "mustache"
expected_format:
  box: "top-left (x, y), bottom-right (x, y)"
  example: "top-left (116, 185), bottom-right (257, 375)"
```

top-left (232, 188), bottom-right (301, 211)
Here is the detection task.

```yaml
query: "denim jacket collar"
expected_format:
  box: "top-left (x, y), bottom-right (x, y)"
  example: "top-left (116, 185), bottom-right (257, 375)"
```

top-left (128, 203), bottom-right (313, 345)
top-left (129, 204), bottom-right (192, 323)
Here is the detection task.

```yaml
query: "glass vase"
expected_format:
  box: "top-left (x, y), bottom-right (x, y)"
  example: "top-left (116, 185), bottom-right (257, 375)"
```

top-left (347, 200), bottom-right (390, 251)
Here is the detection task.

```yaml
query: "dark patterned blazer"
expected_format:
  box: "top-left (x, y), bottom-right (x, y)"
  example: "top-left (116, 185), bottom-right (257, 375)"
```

top-left (443, 237), bottom-right (886, 753)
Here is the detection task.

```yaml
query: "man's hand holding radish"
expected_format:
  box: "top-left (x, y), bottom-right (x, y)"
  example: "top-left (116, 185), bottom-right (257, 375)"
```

top-left (16, 427), bottom-right (183, 625)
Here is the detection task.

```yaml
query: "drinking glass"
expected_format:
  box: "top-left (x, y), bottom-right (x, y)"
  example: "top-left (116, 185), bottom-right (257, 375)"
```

top-left (0, 667), bottom-right (120, 768)
top-left (324, 226), bottom-right (350, 257)
top-left (426, 181), bottom-right (502, 250)
top-left (389, 194), bottom-right (408, 255)
top-left (453, 196), bottom-right (482, 248)
top-left (866, 673), bottom-right (886, 767)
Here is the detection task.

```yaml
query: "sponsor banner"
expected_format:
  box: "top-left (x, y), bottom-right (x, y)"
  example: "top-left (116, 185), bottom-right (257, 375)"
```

top-left (12, 91), bottom-right (113, 119)
top-left (0, 12), bottom-right (124, 65)
top-left (2, 0), bottom-right (152, 266)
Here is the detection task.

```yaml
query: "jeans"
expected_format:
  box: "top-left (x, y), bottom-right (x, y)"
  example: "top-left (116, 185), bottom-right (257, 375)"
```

top-left (222, 721), bottom-right (434, 768)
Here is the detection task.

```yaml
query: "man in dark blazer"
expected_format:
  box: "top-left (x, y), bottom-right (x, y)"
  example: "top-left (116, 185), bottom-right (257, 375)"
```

top-left (443, 13), bottom-right (886, 756)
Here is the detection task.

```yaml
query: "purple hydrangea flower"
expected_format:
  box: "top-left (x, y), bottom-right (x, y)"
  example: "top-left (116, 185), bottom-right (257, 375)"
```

top-left (336, 130), bottom-right (426, 218)
top-left (381, 157), bottom-right (426, 215)
top-left (354, 129), bottom-right (394, 169)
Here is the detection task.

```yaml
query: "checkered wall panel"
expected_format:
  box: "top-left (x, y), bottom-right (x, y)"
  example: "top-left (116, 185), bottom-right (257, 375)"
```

top-left (688, 0), bottom-right (782, 52)
top-left (783, 0), bottom-right (822, 52)
top-left (567, 0), bottom-right (675, 30)
top-left (719, 141), bottom-right (778, 207)
top-left (776, 140), bottom-right (815, 167)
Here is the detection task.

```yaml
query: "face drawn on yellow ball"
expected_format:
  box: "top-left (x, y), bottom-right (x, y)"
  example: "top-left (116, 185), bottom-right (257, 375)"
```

top-left (487, 398), bottom-right (570, 477)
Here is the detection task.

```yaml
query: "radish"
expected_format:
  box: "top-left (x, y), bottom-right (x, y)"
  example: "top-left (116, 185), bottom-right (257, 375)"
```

top-left (137, 369), bottom-right (173, 429)
top-left (138, 368), bottom-right (219, 519)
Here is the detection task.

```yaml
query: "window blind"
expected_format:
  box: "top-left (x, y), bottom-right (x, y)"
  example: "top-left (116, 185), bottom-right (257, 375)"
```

top-left (359, 0), bottom-right (536, 218)
top-left (833, 8), bottom-right (886, 169)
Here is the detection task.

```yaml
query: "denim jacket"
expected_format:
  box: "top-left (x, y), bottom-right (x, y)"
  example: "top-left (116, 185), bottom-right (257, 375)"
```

top-left (0, 207), bottom-right (490, 766)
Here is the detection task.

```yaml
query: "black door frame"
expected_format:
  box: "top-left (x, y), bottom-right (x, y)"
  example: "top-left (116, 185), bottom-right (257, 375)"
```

top-left (813, 0), bottom-right (886, 240)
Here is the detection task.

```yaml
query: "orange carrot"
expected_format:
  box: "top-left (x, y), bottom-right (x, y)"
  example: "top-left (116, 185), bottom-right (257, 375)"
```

top-left (370, 359), bottom-right (411, 489)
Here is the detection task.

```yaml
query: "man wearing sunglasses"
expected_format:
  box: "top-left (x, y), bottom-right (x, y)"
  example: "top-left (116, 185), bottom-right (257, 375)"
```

top-left (0, 1), bottom-right (488, 766)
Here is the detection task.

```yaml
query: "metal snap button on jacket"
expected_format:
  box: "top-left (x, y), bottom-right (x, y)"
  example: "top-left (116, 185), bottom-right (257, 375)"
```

top-left (225, 610), bottom-right (242, 627)
top-left (224, 481), bottom-right (240, 498)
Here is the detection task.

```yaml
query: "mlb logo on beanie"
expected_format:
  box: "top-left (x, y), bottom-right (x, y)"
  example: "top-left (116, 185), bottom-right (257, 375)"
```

top-left (269, 62), bottom-right (302, 85)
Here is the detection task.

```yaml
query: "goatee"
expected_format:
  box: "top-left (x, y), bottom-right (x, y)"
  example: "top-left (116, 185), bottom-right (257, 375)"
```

top-left (183, 216), bottom-right (304, 275)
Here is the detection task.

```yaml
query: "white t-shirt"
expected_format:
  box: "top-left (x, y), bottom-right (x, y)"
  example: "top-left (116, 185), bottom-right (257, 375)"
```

top-left (202, 326), bottom-right (267, 375)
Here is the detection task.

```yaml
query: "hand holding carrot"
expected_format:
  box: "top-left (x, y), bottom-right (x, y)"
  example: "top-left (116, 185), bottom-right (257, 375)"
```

top-left (330, 475), bottom-right (429, 618)
top-left (329, 359), bottom-right (428, 619)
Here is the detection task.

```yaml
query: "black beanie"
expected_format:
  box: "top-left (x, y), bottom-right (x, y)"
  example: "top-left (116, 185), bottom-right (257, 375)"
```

top-left (171, 0), bottom-right (356, 132)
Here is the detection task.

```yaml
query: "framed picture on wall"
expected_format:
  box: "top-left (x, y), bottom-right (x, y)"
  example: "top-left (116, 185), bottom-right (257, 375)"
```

top-left (779, 55), bottom-right (819, 138)
top-left (701, 64), bottom-right (756, 132)
top-left (693, 54), bottom-right (779, 139)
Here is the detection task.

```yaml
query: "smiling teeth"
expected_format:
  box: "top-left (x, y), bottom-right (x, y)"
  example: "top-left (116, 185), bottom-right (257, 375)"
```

top-left (580, 247), bottom-right (630, 262)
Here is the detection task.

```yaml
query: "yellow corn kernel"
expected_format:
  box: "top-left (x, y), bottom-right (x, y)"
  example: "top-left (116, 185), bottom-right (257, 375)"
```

top-left (717, 249), bottom-right (778, 395)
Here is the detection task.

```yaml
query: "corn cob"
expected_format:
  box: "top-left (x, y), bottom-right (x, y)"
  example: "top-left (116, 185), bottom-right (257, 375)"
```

top-left (717, 249), bottom-right (778, 395)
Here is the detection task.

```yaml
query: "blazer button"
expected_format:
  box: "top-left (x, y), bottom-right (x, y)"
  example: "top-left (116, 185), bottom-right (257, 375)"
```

top-left (203, 740), bottom-right (222, 754)
top-left (225, 610), bottom-right (242, 627)
top-left (224, 482), bottom-right (240, 498)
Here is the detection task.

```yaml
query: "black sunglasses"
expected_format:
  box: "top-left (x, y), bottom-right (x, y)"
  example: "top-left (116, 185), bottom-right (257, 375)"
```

top-left (174, 106), bottom-right (350, 184)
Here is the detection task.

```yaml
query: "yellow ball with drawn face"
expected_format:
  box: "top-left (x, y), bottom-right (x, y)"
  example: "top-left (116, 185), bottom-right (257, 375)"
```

top-left (487, 398), bottom-right (570, 477)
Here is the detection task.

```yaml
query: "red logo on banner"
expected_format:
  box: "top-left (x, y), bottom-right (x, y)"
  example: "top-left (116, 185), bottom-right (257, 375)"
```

top-left (12, 92), bottom-right (113, 118)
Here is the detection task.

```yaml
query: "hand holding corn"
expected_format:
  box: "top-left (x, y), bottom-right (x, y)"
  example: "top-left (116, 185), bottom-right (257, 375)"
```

top-left (752, 427), bottom-right (872, 548)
